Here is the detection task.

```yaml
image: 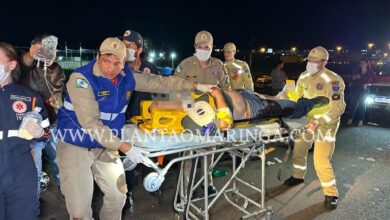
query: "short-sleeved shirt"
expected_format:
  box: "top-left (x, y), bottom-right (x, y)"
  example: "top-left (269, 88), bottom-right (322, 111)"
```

top-left (126, 58), bottom-right (160, 119)
top-left (174, 56), bottom-right (229, 88)
top-left (224, 59), bottom-right (253, 90)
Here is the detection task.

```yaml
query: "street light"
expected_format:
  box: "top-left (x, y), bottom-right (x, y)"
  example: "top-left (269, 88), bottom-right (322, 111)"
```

top-left (159, 52), bottom-right (164, 58)
top-left (170, 52), bottom-right (176, 68)
top-left (150, 51), bottom-right (156, 58)
top-left (384, 53), bottom-right (388, 58)
top-left (336, 46), bottom-right (342, 53)
top-left (368, 43), bottom-right (374, 50)
top-left (291, 47), bottom-right (297, 54)
top-left (259, 47), bottom-right (266, 53)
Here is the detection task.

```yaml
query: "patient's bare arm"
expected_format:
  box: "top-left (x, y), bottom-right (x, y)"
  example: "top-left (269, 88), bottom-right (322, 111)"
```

top-left (210, 88), bottom-right (232, 130)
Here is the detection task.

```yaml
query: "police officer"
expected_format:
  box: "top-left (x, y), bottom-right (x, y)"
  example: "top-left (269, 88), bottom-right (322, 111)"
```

top-left (175, 30), bottom-right (229, 88)
top-left (284, 46), bottom-right (345, 210)
top-left (0, 42), bottom-right (48, 220)
top-left (56, 37), bottom-right (214, 220)
top-left (223, 42), bottom-right (254, 91)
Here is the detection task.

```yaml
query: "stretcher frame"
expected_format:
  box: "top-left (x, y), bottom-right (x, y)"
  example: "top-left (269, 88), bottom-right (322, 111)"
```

top-left (123, 118), bottom-right (305, 220)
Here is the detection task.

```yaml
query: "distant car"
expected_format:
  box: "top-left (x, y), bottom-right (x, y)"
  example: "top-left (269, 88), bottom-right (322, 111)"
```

top-left (365, 63), bottom-right (390, 123)
top-left (254, 75), bottom-right (272, 94)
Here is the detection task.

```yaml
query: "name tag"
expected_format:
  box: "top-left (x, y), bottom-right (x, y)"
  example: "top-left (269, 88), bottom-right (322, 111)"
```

top-left (98, 90), bottom-right (110, 96)
top-left (10, 95), bottom-right (32, 102)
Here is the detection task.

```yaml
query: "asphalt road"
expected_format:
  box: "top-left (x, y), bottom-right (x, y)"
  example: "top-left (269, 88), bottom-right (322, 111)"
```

top-left (39, 123), bottom-right (390, 220)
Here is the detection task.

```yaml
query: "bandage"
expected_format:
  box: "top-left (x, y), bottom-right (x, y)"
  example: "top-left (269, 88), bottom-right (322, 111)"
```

top-left (216, 107), bottom-right (233, 125)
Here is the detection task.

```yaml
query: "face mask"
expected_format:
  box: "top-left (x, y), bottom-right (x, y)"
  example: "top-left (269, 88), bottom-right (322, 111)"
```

top-left (0, 64), bottom-right (11, 84)
top-left (126, 48), bottom-right (136, 61)
top-left (306, 62), bottom-right (319, 74)
top-left (195, 49), bottom-right (211, 61)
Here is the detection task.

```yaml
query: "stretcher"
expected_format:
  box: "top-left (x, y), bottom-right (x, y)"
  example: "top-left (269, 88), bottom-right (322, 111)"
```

top-left (122, 117), bottom-right (307, 220)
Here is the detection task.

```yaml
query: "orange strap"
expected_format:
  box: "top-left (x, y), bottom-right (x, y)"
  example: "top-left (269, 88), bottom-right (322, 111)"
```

top-left (32, 97), bottom-right (37, 110)
top-left (157, 156), bottom-right (164, 166)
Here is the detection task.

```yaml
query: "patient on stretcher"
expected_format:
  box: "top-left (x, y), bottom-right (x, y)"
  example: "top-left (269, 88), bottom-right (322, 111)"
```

top-left (145, 87), bottom-right (329, 133)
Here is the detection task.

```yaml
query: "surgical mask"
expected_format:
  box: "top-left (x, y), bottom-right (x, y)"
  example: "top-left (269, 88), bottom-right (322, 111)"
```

top-left (126, 48), bottom-right (136, 61)
top-left (306, 62), bottom-right (319, 74)
top-left (195, 49), bottom-right (211, 61)
top-left (0, 64), bottom-right (11, 84)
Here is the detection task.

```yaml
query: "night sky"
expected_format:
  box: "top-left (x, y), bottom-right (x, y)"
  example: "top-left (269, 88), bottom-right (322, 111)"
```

top-left (1, 0), bottom-right (390, 54)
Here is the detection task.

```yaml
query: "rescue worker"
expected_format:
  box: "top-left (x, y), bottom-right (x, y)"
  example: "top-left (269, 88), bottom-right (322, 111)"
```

top-left (223, 42), bottom-right (254, 91)
top-left (121, 29), bottom-right (161, 213)
top-left (174, 30), bottom-right (229, 88)
top-left (0, 42), bottom-right (48, 220)
top-left (174, 30), bottom-right (229, 196)
top-left (56, 37), bottom-right (214, 220)
top-left (284, 46), bottom-right (346, 210)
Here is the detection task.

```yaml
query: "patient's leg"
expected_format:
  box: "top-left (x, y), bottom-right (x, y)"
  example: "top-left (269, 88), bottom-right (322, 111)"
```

top-left (253, 97), bottom-right (329, 119)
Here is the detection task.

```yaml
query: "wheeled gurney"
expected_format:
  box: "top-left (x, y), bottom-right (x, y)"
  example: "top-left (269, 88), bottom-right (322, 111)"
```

top-left (122, 117), bottom-right (307, 220)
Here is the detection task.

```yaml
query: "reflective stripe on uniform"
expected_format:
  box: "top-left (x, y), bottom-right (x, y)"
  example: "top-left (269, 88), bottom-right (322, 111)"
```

top-left (8, 130), bottom-right (19, 138)
top-left (321, 179), bottom-right (336, 187)
top-left (0, 130), bottom-right (21, 139)
top-left (65, 100), bottom-right (128, 122)
top-left (293, 163), bottom-right (306, 170)
top-left (232, 62), bottom-right (242, 69)
top-left (100, 112), bottom-right (112, 121)
top-left (313, 114), bottom-right (332, 123)
top-left (64, 100), bottom-right (74, 111)
top-left (323, 136), bottom-right (336, 142)
top-left (320, 73), bottom-right (332, 83)
top-left (300, 72), bottom-right (311, 80)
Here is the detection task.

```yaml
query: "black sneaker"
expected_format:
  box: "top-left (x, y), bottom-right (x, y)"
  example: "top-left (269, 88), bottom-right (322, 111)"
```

top-left (200, 185), bottom-right (218, 195)
top-left (284, 176), bottom-right (304, 186)
top-left (308, 96), bottom-right (329, 108)
top-left (324, 196), bottom-right (338, 210)
top-left (207, 185), bottom-right (217, 195)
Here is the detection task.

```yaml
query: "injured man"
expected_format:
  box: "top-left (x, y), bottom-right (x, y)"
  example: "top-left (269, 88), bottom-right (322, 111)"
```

top-left (147, 87), bottom-right (329, 134)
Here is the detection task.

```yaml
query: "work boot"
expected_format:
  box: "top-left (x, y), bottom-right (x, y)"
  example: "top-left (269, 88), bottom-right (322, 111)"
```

top-left (308, 96), bottom-right (329, 108)
top-left (324, 196), bottom-right (338, 210)
top-left (284, 176), bottom-right (304, 186)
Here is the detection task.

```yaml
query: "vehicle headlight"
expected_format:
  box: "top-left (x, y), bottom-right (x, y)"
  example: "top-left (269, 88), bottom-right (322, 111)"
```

top-left (365, 96), bottom-right (375, 105)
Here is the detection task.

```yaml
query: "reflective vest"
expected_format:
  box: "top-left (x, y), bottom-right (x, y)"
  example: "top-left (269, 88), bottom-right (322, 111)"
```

top-left (57, 60), bottom-right (135, 148)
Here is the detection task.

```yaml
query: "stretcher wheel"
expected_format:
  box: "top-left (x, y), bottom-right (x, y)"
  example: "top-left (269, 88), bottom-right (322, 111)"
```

top-left (143, 172), bottom-right (165, 192)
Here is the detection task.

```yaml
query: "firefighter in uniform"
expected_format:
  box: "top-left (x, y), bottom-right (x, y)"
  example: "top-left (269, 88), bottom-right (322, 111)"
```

top-left (284, 46), bottom-right (346, 210)
top-left (174, 30), bottom-right (229, 88)
top-left (223, 42), bottom-right (254, 91)
top-left (0, 42), bottom-right (48, 220)
top-left (56, 37), bottom-right (214, 220)
top-left (174, 30), bottom-right (229, 196)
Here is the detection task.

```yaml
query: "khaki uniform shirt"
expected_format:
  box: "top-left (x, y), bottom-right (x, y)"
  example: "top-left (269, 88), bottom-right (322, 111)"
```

top-left (224, 59), bottom-right (253, 91)
top-left (66, 62), bottom-right (194, 150)
top-left (174, 56), bottom-right (229, 88)
top-left (295, 67), bottom-right (346, 128)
